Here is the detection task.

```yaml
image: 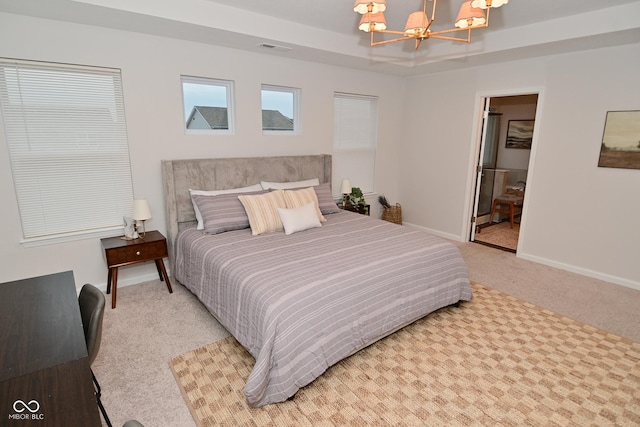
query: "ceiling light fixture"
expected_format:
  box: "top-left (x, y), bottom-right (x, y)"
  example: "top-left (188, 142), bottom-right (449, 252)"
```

top-left (354, 0), bottom-right (508, 50)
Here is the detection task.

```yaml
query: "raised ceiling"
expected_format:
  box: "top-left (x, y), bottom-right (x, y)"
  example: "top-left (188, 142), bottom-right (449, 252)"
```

top-left (1, 0), bottom-right (640, 75)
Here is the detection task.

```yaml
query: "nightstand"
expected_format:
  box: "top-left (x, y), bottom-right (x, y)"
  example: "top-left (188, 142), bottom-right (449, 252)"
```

top-left (339, 204), bottom-right (370, 216)
top-left (100, 230), bottom-right (173, 308)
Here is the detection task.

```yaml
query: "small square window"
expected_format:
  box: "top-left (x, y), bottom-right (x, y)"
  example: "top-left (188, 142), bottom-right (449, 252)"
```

top-left (261, 85), bottom-right (300, 134)
top-left (182, 76), bottom-right (234, 134)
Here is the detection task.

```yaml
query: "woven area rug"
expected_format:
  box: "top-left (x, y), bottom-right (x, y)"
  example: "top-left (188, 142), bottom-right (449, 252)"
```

top-left (169, 283), bottom-right (640, 426)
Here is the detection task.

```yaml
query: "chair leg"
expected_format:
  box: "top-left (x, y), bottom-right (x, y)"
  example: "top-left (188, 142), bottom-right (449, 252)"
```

top-left (92, 369), bottom-right (111, 426)
top-left (91, 369), bottom-right (101, 398)
top-left (96, 393), bottom-right (112, 427)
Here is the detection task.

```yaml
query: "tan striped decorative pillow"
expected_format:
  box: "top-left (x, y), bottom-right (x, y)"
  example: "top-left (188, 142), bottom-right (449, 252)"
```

top-left (283, 187), bottom-right (326, 222)
top-left (238, 190), bottom-right (287, 235)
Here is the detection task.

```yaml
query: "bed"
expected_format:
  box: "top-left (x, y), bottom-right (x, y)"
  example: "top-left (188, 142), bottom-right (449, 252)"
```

top-left (162, 155), bottom-right (472, 407)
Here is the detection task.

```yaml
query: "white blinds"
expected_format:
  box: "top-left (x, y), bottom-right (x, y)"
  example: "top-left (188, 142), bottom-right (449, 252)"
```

top-left (333, 93), bottom-right (378, 195)
top-left (0, 59), bottom-right (134, 240)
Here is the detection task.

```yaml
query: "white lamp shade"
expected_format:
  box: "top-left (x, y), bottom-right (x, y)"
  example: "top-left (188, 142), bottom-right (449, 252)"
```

top-left (455, 1), bottom-right (486, 28)
top-left (470, 0), bottom-right (508, 9)
top-left (359, 12), bottom-right (387, 32)
top-left (340, 179), bottom-right (352, 194)
top-left (404, 11), bottom-right (429, 35)
top-left (353, 0), bottom-right (386, 14)
top-left (132, 198), bottom-right (152, 221)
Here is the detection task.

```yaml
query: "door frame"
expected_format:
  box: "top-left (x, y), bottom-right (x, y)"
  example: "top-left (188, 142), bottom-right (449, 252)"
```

top-left (464, 87), bottom-right (545, 253)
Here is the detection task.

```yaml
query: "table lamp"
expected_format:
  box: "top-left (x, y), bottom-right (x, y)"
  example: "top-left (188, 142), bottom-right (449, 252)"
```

top-left (132, 198), bottom-right (152, 238)
top-left (340, 179), bottom-right (352, 207)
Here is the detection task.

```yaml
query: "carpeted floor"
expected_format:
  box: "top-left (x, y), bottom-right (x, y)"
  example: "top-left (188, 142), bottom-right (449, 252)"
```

top-left (169, 283), bottom-right (640, 427)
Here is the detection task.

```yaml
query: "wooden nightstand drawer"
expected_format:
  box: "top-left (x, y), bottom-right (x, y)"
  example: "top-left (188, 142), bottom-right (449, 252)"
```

top-left (105, 240), bottom-right (167, 267)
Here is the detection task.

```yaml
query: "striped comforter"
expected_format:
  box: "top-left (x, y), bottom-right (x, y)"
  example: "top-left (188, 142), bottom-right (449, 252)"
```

top-left (175, 211), bottom-right (472, 407)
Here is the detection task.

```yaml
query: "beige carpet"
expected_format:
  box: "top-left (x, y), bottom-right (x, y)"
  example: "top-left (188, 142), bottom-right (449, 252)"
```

top-left (169, 283), bottom-right (640, 426)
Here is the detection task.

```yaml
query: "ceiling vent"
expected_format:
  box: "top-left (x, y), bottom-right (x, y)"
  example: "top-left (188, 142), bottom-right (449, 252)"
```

top-left (257, 43), bottom-right (292, 52)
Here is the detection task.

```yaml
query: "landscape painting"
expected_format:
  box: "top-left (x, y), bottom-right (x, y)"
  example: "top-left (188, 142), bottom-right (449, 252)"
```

top-left (598, 110), bottom-right (640, 170)
top-left (505, 120), bottom-right (534, 149)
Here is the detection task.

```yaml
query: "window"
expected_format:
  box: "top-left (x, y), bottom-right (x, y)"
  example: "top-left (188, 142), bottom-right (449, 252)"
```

top-left (182, 76), bottom-right (235, 134)
top-left (333, 93), bottom-right (378, 196)
top-left (0, 59), bottom-right (134, 243)
top-left (261, 85), bottom-right (300, 134)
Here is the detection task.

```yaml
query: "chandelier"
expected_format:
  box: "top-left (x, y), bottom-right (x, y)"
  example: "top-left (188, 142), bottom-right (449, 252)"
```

top-left (354, 0), bottom-right (509, 50)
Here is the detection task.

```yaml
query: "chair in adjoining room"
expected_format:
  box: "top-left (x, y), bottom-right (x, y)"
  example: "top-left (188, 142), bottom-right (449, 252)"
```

top-left (79, 283), bottom-right (112, 427)
top-left (490, 193), bottom-right (524, 228)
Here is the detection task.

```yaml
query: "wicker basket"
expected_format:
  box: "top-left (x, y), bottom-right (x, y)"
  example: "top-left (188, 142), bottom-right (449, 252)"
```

top-left (381, 203), bottom-right (402, 225)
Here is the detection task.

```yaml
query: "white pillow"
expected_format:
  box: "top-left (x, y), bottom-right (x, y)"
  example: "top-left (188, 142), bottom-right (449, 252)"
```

top-left (277, 202), bottom-right (322, 235)
top-left (282, 187), bottom-right (326, 222)
top-left (260, 178), bottom-right (320, 190)
top-left (189, 184), bottom-right (263, 230)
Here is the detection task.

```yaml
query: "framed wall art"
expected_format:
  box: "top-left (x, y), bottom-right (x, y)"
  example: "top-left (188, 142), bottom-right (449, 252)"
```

top-left (505, 119), bottom-right (534, 149)
top-left (598, 110), bottom-right (640, 170)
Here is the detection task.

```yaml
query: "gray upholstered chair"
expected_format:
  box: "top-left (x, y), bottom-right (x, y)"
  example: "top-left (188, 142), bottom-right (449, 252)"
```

top-left (79, 284), bottom-right (111, 427)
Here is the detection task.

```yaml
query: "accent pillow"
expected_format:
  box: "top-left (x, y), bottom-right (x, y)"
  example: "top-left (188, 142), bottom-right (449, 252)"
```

top-left (283, 187), bottom-right (326, 222)
top-left (278, 203), bottom-right (322, 235)
top-left (238, 190), bottom-right (288, 236)
top-left (189, 184), bottom-right (263, 230)
top-left (191, 190), bottom-right (266, 235)
top-left (313, 182), bottom-right (341, 215)
top-left (260, 178), bottom-right (320, 190)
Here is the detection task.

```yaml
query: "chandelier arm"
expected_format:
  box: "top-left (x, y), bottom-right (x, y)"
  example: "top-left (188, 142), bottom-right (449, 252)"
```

top-left (429, 0), bottom-right (438, 24)
top-left (429, 23), bottom-right (487, 38)
top-left (370, 35), bottom-right (416, 47)
top-left (427, 33), bottom-right (472, 43)
top-left (372, 29), bottom-right (416, 36)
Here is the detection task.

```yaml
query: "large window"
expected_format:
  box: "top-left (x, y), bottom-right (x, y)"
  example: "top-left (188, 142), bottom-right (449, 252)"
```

top-left (333, 92), bottom-right (378, 196)
top-left (0, 59), bottom-right (134, 243)
top-left (182, 76), bottom-right (235, 134)
top-left (261, 84), bottom-right (300, 134)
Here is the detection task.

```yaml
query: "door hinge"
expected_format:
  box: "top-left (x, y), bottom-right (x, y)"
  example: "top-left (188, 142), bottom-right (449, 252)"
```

top-left (471, 216), bottom-right (476, 224)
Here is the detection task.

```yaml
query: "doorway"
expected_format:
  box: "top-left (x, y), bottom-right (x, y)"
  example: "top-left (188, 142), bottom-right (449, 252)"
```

top-left (470, 94), bottom-right (538, 252)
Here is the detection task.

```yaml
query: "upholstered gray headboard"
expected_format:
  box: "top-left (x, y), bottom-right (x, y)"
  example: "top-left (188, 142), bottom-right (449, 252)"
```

top-left (161, 154), bottom-right (332, 273)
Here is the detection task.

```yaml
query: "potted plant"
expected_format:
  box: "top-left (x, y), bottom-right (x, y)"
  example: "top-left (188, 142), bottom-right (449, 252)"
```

top-left (347, 187), bottom-right (366, 208)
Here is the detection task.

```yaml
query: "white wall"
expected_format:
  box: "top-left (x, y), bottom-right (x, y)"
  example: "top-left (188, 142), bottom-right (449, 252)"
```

top-left (399, 43), bottom-right (640, 289)
top-left (1, 12), bottom-right (638, 292)
top-left (0, 13), bottom-right (405, 289)
top-left (495, 103), bottom-right (536, 171)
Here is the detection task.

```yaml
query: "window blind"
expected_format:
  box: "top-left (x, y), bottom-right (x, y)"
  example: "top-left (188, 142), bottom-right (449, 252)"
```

top-left (333, 93), bottom-right (378, 195)
top-left (0, 59), bottom-right (134, 241)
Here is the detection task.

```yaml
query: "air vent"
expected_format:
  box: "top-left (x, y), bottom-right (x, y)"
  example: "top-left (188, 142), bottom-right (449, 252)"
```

top-left (257, 43), bottom-right (292, 52)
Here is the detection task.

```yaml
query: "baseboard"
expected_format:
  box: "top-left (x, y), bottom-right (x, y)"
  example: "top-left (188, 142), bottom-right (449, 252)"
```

top-left (517, 252), bottom-right (640, 292)
top-left (403, 222), bottom-right (464, 242)
top-left (94, 270), bottom-right (172, 293)
top-left (405, 221), bottom-right (640, 292)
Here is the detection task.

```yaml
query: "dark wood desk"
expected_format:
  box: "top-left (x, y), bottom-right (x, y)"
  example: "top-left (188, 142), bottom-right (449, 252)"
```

top-left (0, 271), bottom-right (101, 426)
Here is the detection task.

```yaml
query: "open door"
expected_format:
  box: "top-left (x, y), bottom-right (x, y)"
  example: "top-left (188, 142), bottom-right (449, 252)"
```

top-left (469, 93), bottom-right (538, 252)
top-left (469, 97), bottom-right (491, 241)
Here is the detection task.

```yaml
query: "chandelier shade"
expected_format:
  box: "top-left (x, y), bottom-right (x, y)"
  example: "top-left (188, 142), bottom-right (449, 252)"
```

top-left (404, 11), bottom-right (429, 36)
top-left (359, 12), bottom-right (387, 32)
top-left (354, 0), bottom-right (507, 50)
top-left (353, 0), bottom-right (386, 14)
top-left (470, 0), bottom-right (509, 9)
top-left (455, 1), bottom-right (486, 29)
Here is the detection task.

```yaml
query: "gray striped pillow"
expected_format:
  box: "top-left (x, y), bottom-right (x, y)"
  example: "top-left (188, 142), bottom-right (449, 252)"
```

top-left (314, 183), bottom-right (341, 215)
top-left (192, 190), bottom-right (266, 235)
